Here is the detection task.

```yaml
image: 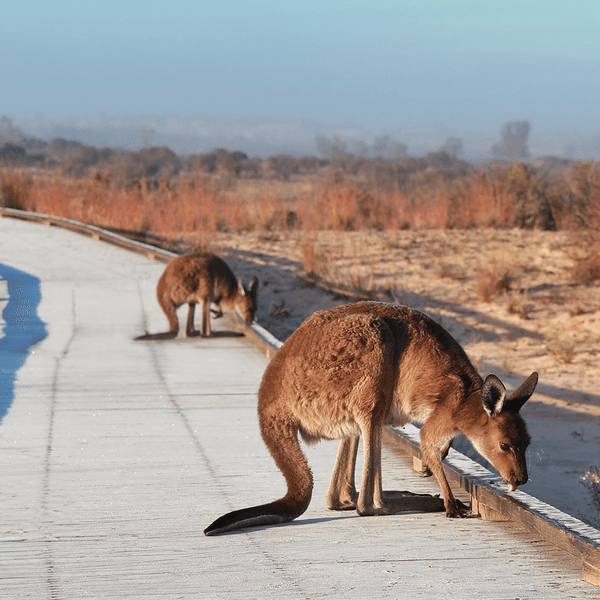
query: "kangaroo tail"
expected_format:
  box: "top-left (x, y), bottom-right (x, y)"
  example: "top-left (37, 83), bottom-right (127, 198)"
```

top-left (204, 496), bottom-right (308, 536)
top-left (204, 411), bottom-right (313, 536)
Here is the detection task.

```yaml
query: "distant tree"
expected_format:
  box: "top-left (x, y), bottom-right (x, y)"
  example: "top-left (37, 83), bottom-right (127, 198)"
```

top-left (439, 136), bottom-right (464, 158)
top-left (138, 127), bottom-right (155, 148)
top-left (424, 150), bottom-right (466, 170)
top-left (215, 148), bottom-right (245, 176)
top-left (389, 141), bottom-right (408, 159)
top-left (314, 135), bottom-right (330, 156)
top-left (49, 137), bottom-right (85, 152)
top-left (330, 136), bottom-right (347, 156)
top-left (0, 143), bottom-right (27, 164)
top-left (263, 154), bottom-right (298, 181)
top-left (0, 116), bottom-right (24, 144)
top-left (352, 140), bottom-right (369, 157)
top-left (114, 146), bottom-right (181, 184)
top-left (492, 120), bottom-right (530, 161)
top-left (297, 155), bottom-right (319, 174)
top-left (315, 135), bottom-right (347, 157)
top-left (373, 134), bottom-right (390, 156)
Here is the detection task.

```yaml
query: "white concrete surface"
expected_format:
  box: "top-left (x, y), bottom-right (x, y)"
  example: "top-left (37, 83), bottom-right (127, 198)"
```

top-left (1, 217), bottom-right (599, 599)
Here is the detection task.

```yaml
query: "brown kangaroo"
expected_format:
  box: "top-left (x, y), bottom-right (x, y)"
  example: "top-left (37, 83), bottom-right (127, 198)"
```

top-left (135, 252), bottom-right (258, 340)
top-left (204, 302), bottom-right (537, 536)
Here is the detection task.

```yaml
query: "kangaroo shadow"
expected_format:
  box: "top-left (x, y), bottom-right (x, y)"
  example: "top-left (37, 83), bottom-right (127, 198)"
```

top-left (0, 264), bottom-right (48, 424)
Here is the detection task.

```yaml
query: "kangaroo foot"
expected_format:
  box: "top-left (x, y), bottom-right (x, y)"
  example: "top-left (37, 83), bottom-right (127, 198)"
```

top-left (445, 499), bottom-right (471, 518)
top-left (326, 490), bottom-right (358, 511)
top-left (327, 499), bottom-right (357, 511)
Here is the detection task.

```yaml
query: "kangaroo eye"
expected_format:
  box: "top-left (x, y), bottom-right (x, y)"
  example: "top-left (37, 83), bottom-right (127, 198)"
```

top-left (500, 443), bottom-right (511, 452)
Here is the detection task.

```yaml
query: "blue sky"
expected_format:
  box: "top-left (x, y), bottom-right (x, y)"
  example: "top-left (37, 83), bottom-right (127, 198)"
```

top-left (1, 1), bottom-right (599, 153)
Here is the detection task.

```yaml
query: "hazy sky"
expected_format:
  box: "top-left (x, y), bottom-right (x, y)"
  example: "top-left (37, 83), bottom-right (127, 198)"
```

top-left (2, 1), bottom-right (599, 137)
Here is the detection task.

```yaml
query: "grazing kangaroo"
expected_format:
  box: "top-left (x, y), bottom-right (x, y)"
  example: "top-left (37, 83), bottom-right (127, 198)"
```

top-left (135, 252), bottom-right (258, 340)
top-left (204, 302), bottom-right (537, 536)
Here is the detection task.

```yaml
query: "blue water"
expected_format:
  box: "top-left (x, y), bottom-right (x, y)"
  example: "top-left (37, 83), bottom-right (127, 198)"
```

top-left (0, 264), bottom-right (48, 424)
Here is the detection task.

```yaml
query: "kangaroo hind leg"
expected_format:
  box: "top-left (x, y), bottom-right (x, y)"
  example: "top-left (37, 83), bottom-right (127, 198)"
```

top-left (354, 416), bottom-right (445, 516)
top-left (326, 437), bottom-right (359, 510)
top-left (134, 295), bottom-right (179, 340)
top-left (200, 298), bottom-right (212, 337)
top-left (185, 302), bottom-right (201, 337)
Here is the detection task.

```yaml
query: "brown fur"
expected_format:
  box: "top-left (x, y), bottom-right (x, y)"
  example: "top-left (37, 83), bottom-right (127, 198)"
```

top-left (135, 252), bottom-right (258, 340)
top-left (204, 302), bottom-right (537, 535)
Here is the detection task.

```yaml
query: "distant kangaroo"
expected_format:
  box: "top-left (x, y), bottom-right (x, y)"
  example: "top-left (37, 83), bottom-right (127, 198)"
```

top-left (135, 252), bottom-right (258, 340)
top-left (204, 302), bottom-right (537, 536)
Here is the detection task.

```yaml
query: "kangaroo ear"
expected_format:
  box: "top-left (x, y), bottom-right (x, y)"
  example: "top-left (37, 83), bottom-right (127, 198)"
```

top-left (505, 372), bottom-right (538, 413)
top-left (249, 276), bottom-right (258, 297)
top-left (238, 277), bottom-right (246, 296)
top-left (482, 374), bottom-right (506, 418)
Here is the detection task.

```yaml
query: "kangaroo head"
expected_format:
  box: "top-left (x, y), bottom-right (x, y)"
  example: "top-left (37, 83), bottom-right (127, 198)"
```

top-left (472, 372), bottom-right (538, 492)
top-left (235, 276), bottom-right (259, 324)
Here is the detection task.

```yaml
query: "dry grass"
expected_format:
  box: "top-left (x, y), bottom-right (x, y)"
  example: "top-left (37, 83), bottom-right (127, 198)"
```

top-left (1, 158), bottom-right (599, 244)
top-left (0, 167), bottom-right (551, 234)
top-left (300, 235), bottom-right (329, 277)
top-left (0, 171), bottom-right (30, 209)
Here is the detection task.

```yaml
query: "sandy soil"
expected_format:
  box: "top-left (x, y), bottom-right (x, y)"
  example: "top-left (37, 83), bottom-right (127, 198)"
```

top-left (186, 228), bottom-right (600, 527)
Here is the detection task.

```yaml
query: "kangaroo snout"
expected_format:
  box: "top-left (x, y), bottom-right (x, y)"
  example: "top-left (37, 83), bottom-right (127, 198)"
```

top-left (505, 467), bottom-right (528, 492)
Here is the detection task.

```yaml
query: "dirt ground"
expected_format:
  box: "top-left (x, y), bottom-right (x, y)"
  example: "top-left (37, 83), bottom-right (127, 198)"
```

top-left (187, 228), bottom-right (600, 527)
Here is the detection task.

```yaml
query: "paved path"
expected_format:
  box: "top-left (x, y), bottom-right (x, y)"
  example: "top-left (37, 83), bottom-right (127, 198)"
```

top-left (1, 218), bottom-right (599, 599)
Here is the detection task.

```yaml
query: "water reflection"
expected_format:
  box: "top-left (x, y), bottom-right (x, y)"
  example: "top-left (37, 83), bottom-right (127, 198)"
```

top-left (0, 264), bottom-right (48, 423)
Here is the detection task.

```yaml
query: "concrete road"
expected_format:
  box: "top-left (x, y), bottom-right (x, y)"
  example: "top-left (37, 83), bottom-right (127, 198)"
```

top-left (1, 217), bottom-right (598, 599)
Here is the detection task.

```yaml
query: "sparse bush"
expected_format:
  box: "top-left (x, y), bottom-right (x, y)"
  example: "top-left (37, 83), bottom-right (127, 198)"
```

top-left (582, 465), bottom-right (600, 515)
top-left (435, 261), bottom-right (463, 280)
top-left (506, 292), bottom-right (532, 319)
top-left (562, 161), bottom-right (600, 283)
top-left (505, 163), bottom-right (556, 230)
top-left (476, 260), bottom-right (515, 302)
top-left (547, 336), bottom-right (578, 364)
